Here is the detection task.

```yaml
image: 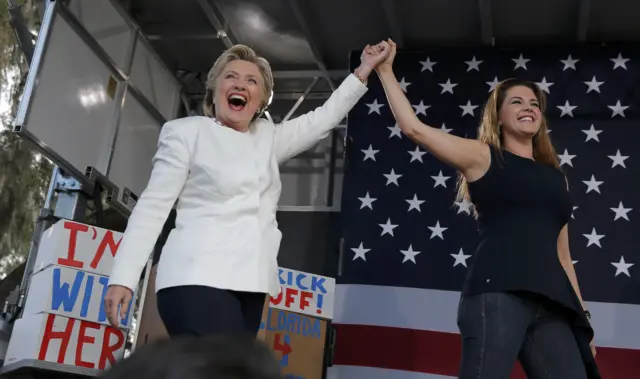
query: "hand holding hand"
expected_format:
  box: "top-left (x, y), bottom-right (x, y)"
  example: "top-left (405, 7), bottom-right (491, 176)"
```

top-left (376, 38), bottom-right (397, 73)
top-left (104, 284), bottom-right (133, 327)
top-left (354, 40), bottom-right (391, 81)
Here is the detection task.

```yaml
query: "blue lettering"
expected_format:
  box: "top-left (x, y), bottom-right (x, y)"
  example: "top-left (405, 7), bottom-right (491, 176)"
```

top-left (278, 269), bottom-right (327, 294)
top-left (50, 268), bottom-right (132, 326)
top-left (295, 274), bottom-right (308, 290)
top-left (311, 276), bottom-right (327, 293)
top-left (80, 274), bottom-right (94, 317)
top-left (266, 308), bottom-right (276, 331)
top-left (268, 309), bottom-right (321, 338)
top-left (51, 268), bottom-right (84, 312)
top-left (97, 276), bottom-right (110, 323)
top-left (280, 334), bottom-right (291, 367)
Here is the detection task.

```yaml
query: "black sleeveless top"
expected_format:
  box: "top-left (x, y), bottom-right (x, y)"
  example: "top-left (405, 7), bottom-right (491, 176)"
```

top-left (464, 146), bottom-right (600, 378)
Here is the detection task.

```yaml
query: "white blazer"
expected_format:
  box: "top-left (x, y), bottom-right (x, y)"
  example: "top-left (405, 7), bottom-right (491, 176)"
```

top-left (107, 74), bottom-right (368, 296)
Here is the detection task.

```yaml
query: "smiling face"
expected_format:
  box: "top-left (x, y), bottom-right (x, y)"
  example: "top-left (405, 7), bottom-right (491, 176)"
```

top-left (497, 85), bottom-right (543, 139)
top-left (213, 60), bottom-right (265, 131)
top-left (497, 84), bottom-right (543, 139)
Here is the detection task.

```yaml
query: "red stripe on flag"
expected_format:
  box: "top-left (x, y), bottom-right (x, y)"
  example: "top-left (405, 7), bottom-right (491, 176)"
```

top-left (333, 324), bottom-right (638, 378)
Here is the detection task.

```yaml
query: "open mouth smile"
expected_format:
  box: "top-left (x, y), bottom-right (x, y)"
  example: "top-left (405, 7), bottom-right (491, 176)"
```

top-left (228, 93), bottom-right (247, 111)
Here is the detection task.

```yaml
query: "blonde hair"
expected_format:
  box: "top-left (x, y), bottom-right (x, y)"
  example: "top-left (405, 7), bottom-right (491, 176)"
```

top-left (455, 78), bottom-right (560, 218)
top-left (203, 44), bottom-right (274, 119)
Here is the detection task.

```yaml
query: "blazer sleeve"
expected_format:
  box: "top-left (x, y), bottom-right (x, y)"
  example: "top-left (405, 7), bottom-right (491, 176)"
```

top-left (107, 121), bottom-right (191, 292)
top-left (273, 73), bottom-right (368, 164)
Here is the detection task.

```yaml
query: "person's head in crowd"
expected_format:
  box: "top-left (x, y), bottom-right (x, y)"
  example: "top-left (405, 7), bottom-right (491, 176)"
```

top-left (101, 335), bottom-right (282, 379)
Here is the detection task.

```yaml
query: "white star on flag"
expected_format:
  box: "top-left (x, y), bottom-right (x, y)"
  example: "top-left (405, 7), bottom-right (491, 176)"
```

top-left (406, 194), bottom-right (425, 212)
top-left (486, 76), bottom-right (500, 92)
top-left (451, 248), bottom-right (471, 267)
top-left (400, 245), bottom-right (421, 264)
top-left (412, 100), bottom-right (430, 116)
top-left (584, 76), bottom-right (604, 93)
top-left (465, 56), bottom-right (482, 71)
top-left (512, 54), bottom-right (530, 70)
top-left (388, 124), bottom-right (402, 139)
top-left (351, 242), bottom-right (370, 261)
top-left (419, 57), bottom-right (437, 72)
top-left (608, 101), bottom-right (628, 118)
top-left (610, 202), bottom-right (632, 221)
top-left (558, 101), bottom-right (577, 117)
top-left (460, 101), bottom-right (478, 117)
top-left (583, 175), bottom-right (604, 194)
top-left (611, 256), bottom-right (634, 277)
top-left (428, 221), bottom-right (447, 240)
top-left (608, 150), bottom-right (628, 168)
top-left (379, 218), bottom-right (398, 237)
top-left (361, 145), bottom-right (379, 161)
top-left (611, 53), bottom-right (629, 70)
top-left (582, 125), bottom-right (602, 142)
top-left (384, 169), bottom-right (402, 186)
top-left (454, 199), bottom-right (473, 215)
top-left (365, 99), bottom-right (385, 114)
top-left (358, 192), bottom-right (376, 210)
top-left (583, 228), bottom-right (605, 248)
top-left (399, 77), bottom-right (411, 92)
top-left (560, 54), bottom-right (579, 70)
top-left (558, 149), bottom-right (576, 167)
top-left (408, 146), bottom-right (427, 163)
top-left (536, 77), bottom-right (553, 93)
top-left (431, 171), bottom-right (450, 188)
top-left (439, 79), bottom-right (458, 94)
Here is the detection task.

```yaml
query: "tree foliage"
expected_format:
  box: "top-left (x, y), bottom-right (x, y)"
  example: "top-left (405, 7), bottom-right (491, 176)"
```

top-left (0, 0), bottom-right (53, 277)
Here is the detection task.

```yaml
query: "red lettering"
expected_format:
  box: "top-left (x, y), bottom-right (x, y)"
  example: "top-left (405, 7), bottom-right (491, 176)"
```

top-left (299, 291), bottom-right (312, 310)
top-left (38, 314), bottom-right (74, 363)
top-left (98, 326), bottom-right (125, 370)
top-left (58, 222), bottom-right (88, 268)
top-left (89, 231), bottom-right (122, 269)
top-left (75, 321), bottom-right (99, 368)
top-left (284, 288), bottom-right (298, 308)
top-left (270, 291), bottom-right (283, 305)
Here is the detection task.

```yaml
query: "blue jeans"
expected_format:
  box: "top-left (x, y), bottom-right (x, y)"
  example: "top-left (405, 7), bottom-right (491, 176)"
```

top-left (457, 292), bottom-right (587, 379)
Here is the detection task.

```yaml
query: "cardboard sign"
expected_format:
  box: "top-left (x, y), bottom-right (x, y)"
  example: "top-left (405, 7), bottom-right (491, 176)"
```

top-left (270, 268), bottom-right (335, 319)
top-left (4, 313), bottom-right (126, 370)
top-left (34, 220), bottom-right (124, 277)
top-left (24, 265), bottom-right (135, 329)
top-left (259, 307), bottom-right (327, 379)
top-left (5, 220), bottom-right (133, 373)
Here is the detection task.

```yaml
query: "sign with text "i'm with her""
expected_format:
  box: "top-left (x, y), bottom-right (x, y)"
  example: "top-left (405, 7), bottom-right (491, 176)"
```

top-left (5, 220), bottom-right (133, 372)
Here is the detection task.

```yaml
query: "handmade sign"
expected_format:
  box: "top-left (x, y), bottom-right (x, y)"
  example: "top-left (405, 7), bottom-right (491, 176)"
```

top-left (259, 307), bottom-right (327, 379)
top-left (5, 220), bottom-right (132, 372)
top-left (270, 268), bottom-right (335, 319)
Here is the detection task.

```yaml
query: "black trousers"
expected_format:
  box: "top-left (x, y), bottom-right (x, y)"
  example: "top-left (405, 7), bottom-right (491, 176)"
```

top-left (156, 285), bottom-right (266, 338)
top-left (457, 291), bottom-right (587, 379)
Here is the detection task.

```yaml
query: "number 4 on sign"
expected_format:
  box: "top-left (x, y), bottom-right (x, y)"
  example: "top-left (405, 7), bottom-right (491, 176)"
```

top-left (274, 333), bottom-right (292, 367)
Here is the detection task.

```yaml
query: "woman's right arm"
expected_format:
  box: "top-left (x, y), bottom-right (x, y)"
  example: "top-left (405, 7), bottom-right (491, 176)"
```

top-left (375, 42), bottom-right (489, 180)
top-left (107, 120), bottom-right (191, 292)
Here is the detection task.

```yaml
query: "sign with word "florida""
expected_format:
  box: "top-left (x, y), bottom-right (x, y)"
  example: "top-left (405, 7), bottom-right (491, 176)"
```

top-left (269, 268), bottom-right (335, 319)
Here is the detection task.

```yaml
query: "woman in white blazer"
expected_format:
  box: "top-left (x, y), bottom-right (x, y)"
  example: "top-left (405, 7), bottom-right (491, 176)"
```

top-left (104, 42), bottom-right (390, 337)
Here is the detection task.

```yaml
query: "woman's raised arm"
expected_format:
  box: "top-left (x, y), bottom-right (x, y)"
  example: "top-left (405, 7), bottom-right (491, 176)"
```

top-left (375, 40), bottom-right (489, 180)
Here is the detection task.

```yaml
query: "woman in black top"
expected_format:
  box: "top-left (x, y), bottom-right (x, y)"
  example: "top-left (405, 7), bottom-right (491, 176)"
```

top-left (372, 39), bottom-right (600, 379)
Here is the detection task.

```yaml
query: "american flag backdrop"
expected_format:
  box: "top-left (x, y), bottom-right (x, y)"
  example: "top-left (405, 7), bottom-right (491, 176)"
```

top-left (328, 46), bottom-right (640, 379)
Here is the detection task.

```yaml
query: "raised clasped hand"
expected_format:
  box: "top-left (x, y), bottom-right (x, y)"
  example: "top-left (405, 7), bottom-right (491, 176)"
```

top-left (369, 38), bottom-right (396, 73)
top-left (360, 40), bottom-right (392, 70)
